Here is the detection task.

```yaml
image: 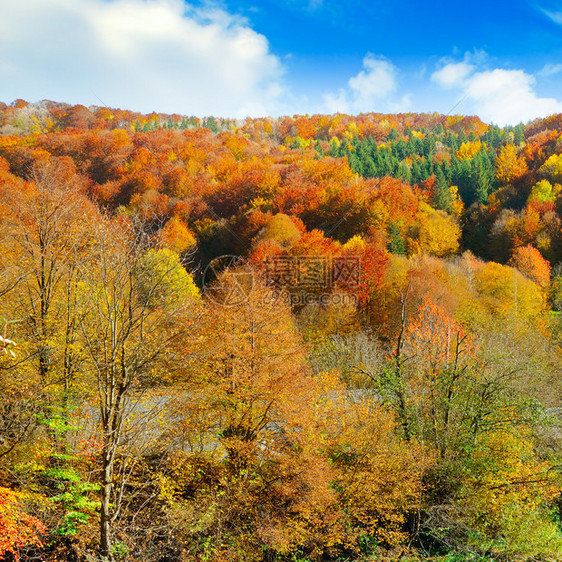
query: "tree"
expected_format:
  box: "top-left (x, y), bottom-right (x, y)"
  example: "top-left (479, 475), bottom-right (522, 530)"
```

top-left (0, 322), bottom-right (42, 464)
top-left (539, 153), bottom-right (562, 182)
top-left (408, 203), bottom-right (461, 257)
top-left (495, 143), bottom-right (528, 184)
top-left (528, 179), bottom-right (556, 205)
top-left (508, 245), bottom-right (551, 288)
top-left (163, 278), bottom-right (337, 559)
top-left (80, 219), bottom-right (200, 559)
top-left (316, 370), bottom-right (427, 551)
top-left (159, 217), bottom-right (196, 254)
top-left (3, 159), bottom-right (96, 386)
top-left (0, 486), bottom-right (46, 560)
top-left (455, 140), bottom-right (483, 161)
top-left (256, 212), bottom-right (302, 248)
top-left (373, 295), bottom-right (560, 557)
top-left (0, 159), bottom-right (104, 542)
top-left (474, 261), bottom-right (546, 319)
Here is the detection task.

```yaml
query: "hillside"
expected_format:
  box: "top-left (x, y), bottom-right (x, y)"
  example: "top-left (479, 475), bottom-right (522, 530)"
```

top-left (0, 99), bottom-right (561, 561)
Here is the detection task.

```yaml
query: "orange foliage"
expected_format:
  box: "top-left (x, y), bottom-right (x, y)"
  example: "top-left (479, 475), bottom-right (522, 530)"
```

top-left (405, 298), bottom-right (473, 371)
top-left (341, 236), bottom-right (390, 305)
top-left (508, 244), bottom-right (551, 287)
top-left (290, 228), bottom-right (340, 257)
top-left (159, 217), bottom-right (196, 254)
top-left (371, 177), bottom-right (419, 230)
top-left (0, 487), bottom-right (45, 560)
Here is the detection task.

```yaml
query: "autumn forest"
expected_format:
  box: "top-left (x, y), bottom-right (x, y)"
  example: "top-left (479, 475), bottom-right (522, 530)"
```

top-left (0, 99), bottom-right (562, 561)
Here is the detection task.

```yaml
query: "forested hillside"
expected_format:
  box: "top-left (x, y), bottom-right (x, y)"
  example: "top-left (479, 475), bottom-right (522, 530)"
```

top-left (0, 99), bottom-right (561, 561)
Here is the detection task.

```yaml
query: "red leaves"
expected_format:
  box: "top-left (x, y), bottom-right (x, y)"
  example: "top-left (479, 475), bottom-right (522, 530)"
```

top-left (0, 487), bottom-right (45, 560)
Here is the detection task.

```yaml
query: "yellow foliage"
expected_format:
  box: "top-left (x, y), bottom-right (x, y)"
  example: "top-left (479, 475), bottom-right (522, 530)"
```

top-left (367, 199), bottom-right (390, 231)
top-left (449, 185), bottom-right (464, 216)
top-left (341, 234), bottom-right (366, 253)
top-left (257, 213), bottom-right (301, 248)
top-left (459, 429), bottom-right (562, 558)
top-left (138, 247), bottom-right (200, 308)
top-left (313, 370), bottom-right (428, 549)
top-left (495, 144), bottom-right (528, 184)
top-left (528, 179), bottom-right (555, 204)
top-left (255, 169), bottom-right (281, 198)
top-left (539, 152), bottom-right (562, 181)
top-left (456, 140), bottom-right (484, 160)
top-left (408, 203), bottom-right (461, 257)
top-left (474, 261), bottom-right (546, 318)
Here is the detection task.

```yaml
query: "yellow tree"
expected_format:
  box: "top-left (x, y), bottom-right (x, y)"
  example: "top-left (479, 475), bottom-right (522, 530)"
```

top-left (314, 370), bottom-right (427, 551)
top-left (80, 219), bottom-right (200, 559)
top-left (255, 212), bottom-right (302, 248)
top-left (539, 153), bottom-right (562, 182)
top-left (0, 158), bottom-right (104, 542)
top-left (495, 144), bottom-right (528, 184)
top-left (1, 158), bottom-right (97, 388)
top-left (408, 203), bottom-right (461, 257)
top-left (456, 140), bottom-right (483, 160)
top-left (474, 261), bottom-right (546, 318)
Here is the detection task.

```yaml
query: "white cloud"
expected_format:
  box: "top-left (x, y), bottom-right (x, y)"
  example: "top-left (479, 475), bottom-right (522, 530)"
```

top-left (432, 62), bottom-right (474, 89)
top-left (431, 57), bottom-right (562, 125)
top-left (539, 63), bottom-right (562, 77)
top-left (0, 0), bottom-right (286, 117)
top-left (323, 54), bottom-right (411, 114)
top-left (542, 9), bottom-right (562, 24)
top-left (466, 69), bottom-right (562, 125)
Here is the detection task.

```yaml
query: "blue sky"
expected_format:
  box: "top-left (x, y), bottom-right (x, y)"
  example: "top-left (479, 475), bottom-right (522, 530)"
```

top-left (1, 0), bottom-right (561, 124)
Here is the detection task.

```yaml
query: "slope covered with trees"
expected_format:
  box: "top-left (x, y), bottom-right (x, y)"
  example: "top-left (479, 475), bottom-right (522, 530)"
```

top-left (0, 99), bottom-right (561, 561)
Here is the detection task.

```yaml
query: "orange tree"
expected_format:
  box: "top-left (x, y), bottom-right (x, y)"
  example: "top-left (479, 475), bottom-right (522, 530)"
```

top-left (160, 278), bottom-right (338, 560)
top-left (160, 274), bottom-right (431, 559)
top-left (0, 487), bottom-right (45, 561)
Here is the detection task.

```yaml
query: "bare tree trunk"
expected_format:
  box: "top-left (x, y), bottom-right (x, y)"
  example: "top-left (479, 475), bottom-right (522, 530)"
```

top-left (80, 219), bottom-right (199, 558)
top-left (100, 444), bottom-right (115, 560)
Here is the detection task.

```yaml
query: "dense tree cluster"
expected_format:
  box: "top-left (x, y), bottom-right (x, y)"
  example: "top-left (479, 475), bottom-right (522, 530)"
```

top-left (0, 99), bottom-right (561, 561)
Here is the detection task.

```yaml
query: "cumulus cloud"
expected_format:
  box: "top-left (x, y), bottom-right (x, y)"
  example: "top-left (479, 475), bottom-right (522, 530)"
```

top-left (466, 69), bottom-right (562, 125)
top-left (323, 54), bottom-right (411, 114)
top-left (0, 0), bottom-right (286, 117)
top-left (431, 57), bottom-right (562, 125)
top-left (432, 62), bottom-right (475, 89)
